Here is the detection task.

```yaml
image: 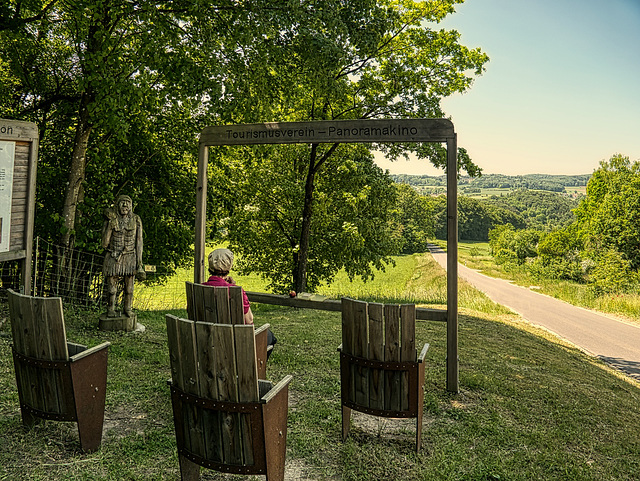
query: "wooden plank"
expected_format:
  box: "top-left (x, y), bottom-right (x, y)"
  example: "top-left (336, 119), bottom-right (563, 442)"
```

top-left (214, 287), bottom-right (231, 324)
top-left (199, 119), bottom-right (455, 146)
top-left (194, 321), bottom-right (223, 464)
top-left (0, 250), bottom-right (26, 262)
top-left (447, 135), bottom-right (459, 393)
top-left (7, 291), bottom-right (27, 355)
top-left (7, 292), bottom-right (35, 409)
top-left (400, 304), bottom-right (416, 362)
top-left (165, 315), bottom-right (184, 390)
top-left (194, 142), bottom-right (208, 284)
top-left (400, 304), bottom-right (416, 411)
top-left (367, 303), bottom-right (384, 410)
top-left (234, 325), bottom-right (258, 464)
top-left (177, 318), bottom-right (199, 395)
top-left (201, 284), bottom-right (218, 322)
top-left (212, 324), bottom-right (242, 465)
top-left (384, 304), bottom-right (401, 411)
top-left (185, 282), bottom-right (195, 321)
top-left (341, 299), bottom-right (355, 355)
top-left (33, 297), bottom-right (67, 415)
top-left (194, 321), bottom-right (217, 398)
top-left (246, 291), bottom-right (447, 322)
top-left (175, 317), bottom-right (205, 458)
top-left (352, 300), bottom-right (368, 408)
top-left (193, 282), bottom-right (212, 322)
top-left (341, 299), bottom-right (356, 405)
top-left (234, 325), bottom-right (259, 401)
top-left (228, 286), bottom-right (244, 325)
top-left (34, 297), bottom-right (67, 360)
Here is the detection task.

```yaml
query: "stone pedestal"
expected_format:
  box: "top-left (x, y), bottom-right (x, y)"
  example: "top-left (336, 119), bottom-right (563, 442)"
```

top-left (98, 313), bottom-right (145, 333)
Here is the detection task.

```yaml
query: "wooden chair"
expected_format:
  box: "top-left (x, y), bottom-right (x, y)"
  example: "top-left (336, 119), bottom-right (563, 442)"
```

top-left (185, 281), bottom-right (271, 378)
top-left (166, 314), bottom-right (292, 481)
top-left (7, 289), bottom-right (110, 453)
top-left (338, 297), bottom-right (429, 452)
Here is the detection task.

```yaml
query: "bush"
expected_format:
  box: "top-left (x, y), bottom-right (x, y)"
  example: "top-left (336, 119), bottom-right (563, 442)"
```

top-left (527, 257), bottom-right (584, 282)
top-left (588, 249), bottom-right (640, 295)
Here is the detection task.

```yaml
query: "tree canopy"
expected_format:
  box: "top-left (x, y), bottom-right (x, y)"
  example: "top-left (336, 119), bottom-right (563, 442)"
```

top-left (211, 0), bottom-right (489, 292)
top-left (1, 0), bottom-right (489, 292)
top-left (574, 154), bottom-right (640, 270)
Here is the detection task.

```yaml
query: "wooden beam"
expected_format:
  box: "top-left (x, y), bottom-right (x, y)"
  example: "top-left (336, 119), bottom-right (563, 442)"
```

top-left (194, 142), bottom-right (208, 284)
top-left (245, 292), bottom-right (447, 322)
top-left (446, 135), bottom-right (459, 393)
top-left (200, 119), bottom-right (455, 146)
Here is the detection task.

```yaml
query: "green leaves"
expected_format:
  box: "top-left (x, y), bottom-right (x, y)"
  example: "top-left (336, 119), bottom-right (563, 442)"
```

top-left (214, 144), bottom-right (398, 292)
top-left (575, 154), bottom-right (640, 270)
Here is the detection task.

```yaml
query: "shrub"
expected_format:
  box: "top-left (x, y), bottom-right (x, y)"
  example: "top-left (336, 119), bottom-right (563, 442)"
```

top-left (588, 249), bottom-right (640, 295)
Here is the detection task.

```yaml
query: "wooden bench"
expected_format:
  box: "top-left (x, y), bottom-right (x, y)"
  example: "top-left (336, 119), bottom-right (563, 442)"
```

top-left (166, 314), bottom-right (292, 480)
top-left (7, 289), bottom-right (110, 453)
top-left (185, 281), bottom-right (271, 378)
top-left (338, 297), bottom-right (429, 452)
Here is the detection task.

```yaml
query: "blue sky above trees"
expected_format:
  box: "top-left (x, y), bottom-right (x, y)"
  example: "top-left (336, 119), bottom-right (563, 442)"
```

top-left (375, 0), bottom-right (640, 176)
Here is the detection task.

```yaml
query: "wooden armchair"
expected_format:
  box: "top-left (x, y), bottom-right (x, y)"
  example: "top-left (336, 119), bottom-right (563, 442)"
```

top-left (166, 314), bottom-right (292, 480)
top-left (7, 289), bottom-right (110, 453)
top-left (185, 281), bottom-right (271, 378)
top-left (338, 297), bottom-right (429, 452)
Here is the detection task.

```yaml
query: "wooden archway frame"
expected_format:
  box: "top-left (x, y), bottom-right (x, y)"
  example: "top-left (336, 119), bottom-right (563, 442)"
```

top-left (195, 118), bottom-right (459, 392)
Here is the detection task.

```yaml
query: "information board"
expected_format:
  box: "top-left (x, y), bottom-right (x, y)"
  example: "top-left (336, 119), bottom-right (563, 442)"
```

top-left (0, 119), bottom-right (39, 294)
top-left (0, 141), bottom-right (16, 252)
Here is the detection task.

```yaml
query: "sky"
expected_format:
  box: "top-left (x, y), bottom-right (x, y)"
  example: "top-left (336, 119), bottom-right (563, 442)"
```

top-left (374, 0), bottom-right (640, 176)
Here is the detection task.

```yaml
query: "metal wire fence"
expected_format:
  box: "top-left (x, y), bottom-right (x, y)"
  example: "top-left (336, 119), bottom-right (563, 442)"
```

top-left (0, 238), bottom-right (189, 312)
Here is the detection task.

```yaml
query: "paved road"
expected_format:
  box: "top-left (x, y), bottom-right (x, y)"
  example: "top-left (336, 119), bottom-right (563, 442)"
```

top-left (428, 244), bottom-right (640, 381)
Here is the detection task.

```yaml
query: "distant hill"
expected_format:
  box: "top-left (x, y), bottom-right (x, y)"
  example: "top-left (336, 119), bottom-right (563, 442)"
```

top-left (484, 190), bottom-right (579, 231)
top-left (392, 173), bottom-right (591, 196)
top-left (392, 173), bottom-right (587, 234)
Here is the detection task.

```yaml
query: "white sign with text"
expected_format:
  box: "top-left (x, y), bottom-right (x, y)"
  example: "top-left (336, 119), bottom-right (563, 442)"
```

top-left (0, 141), bottom-right (15, 252)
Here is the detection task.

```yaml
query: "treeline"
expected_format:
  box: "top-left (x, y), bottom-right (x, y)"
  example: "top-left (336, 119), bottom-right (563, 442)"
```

top-left (487, 155), bottom-right (640, 294)
top-left (392, 173), bottom-right (590, 193)
top-left (391, 185), bottom-right (577, 254)
top-left (1, 1), bottom-right (490, 294)
top-left (485, 190), bottom-right (578, 231)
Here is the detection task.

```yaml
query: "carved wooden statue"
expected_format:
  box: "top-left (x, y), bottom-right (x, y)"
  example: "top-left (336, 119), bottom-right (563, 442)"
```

top-left (101, 195), bottom-right (145, 321)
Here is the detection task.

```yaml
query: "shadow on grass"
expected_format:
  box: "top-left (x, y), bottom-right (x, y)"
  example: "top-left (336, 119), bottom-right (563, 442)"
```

top-left (1, 305), bottom-right (640, 480)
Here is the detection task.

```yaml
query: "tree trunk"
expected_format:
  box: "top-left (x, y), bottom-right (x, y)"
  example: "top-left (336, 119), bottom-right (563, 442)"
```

top-left (293, 142), bottom-right (339, 293)
top-left (60, 94), bottom-right (92, 250)
top-left (293, 145), bottom-right (318, 293)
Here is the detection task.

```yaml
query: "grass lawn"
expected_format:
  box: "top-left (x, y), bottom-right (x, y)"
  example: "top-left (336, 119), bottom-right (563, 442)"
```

top-left (1, 253), bottom-right (639, 480)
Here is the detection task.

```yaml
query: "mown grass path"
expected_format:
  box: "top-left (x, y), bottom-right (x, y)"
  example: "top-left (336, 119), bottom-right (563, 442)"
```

top-left (428, 244), bottom-right (640, 381)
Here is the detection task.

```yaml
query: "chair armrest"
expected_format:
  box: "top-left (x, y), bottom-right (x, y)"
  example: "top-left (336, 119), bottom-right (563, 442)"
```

top-left (418, 343), bottom-right (430, 362)
top-left (255, 323), bottom-right (270, 335)
top-left (67, 342), bottom-right (88, 356)
top-left (258, 379), bottom-right (274, 398)
top-left (261, 374), bottom-right (292, 403)
top-left (70, 342), bottom-right (111, 362)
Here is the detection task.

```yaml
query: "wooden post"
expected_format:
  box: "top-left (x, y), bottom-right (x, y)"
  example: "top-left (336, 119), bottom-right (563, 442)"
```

top-left (194, 141), bottom-right (208, 284)
top-left (446, 135), bottom-right (459, 393)
top-left (23, 131), bottom-right (38, 295)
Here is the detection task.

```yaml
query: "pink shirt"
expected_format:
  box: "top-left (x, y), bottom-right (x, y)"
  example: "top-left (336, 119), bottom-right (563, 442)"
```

top-left (203, 276), bottom-right (251, 314)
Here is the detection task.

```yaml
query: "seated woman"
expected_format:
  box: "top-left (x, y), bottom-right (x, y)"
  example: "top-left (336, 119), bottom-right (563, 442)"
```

top-left (204, 248), bottom-right (254, 324)
top-left (204, 248), bottom-right (277, 358)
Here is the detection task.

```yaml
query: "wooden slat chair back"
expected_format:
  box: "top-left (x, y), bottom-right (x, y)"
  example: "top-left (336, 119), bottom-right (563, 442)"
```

top-left (338, 297), bottom-right (429, 452)
top-left (7, 289), bottom-right (110, 453)
top-left (185, 281), bottom-right (270, 378)
top-left (166, 314), bottom-right (292, 481)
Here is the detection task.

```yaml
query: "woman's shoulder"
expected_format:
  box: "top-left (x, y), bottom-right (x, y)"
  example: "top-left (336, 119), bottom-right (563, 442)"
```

top-left (203, 276), bottom-right (231, 287)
